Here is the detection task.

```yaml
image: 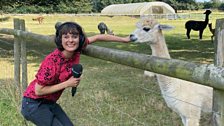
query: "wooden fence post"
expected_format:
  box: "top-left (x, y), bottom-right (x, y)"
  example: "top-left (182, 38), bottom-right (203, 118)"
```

top-left (20, 19), bottom-right (27, 93)
top-left (13, 18), bottom-right (21, 96)
top-left (13, 18), bottom-right (27, 97)
top-left (213, 18), bottom-right (224, 126)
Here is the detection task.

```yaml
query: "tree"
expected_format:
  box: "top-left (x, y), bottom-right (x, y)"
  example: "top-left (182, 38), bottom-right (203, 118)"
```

top-left (0, 0), bottom-right (15, 10)
top-left (176, 0), bottom-right (195, 4)
top-left (159, 0), bottom-right (198, 10)
top-left (55, 0), bottom-right (92, 13)
top-left (212, 0), bottom-right (224, 3)
top-left (73, 0), bottom-right (92, 13)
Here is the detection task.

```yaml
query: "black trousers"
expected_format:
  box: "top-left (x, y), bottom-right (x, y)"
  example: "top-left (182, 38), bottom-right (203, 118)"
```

top-left (21, 97), bottom-right (74, 126)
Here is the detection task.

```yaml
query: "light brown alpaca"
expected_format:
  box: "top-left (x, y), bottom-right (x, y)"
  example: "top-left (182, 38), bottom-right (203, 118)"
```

top-left (32, 16), bottom-right (44, 24)
top-left (130, 18), bottom-right (213, 126)
top-left (208, 23), bottom-right (215, 42)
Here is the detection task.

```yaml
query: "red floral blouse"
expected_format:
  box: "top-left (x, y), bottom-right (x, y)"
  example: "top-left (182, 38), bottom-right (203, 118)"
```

top-left (23, 39), bottom-right (89, 102)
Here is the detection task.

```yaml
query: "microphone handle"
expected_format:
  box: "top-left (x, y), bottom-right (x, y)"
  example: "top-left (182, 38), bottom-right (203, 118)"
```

top-left (72, 71), bottom-right (82, 97)
top-left (72, 87), bottom-right (77, 97)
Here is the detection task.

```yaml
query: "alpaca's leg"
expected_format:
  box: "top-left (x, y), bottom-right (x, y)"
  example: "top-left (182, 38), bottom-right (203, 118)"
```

top-left (186, 118), bottom-right (200, 126)
top-left (199, 30), bottom-right (204, 39)
top-left (186, 29), bottom-right (191, 39)
top-left (178, 104), bottom-right (202, 126)
top-left (186, 107), bottom-right (201, 126)
top-left (180, 115), bottom-right (187, 126)
top-left (181, 116), bottom-right (200, 126)
top-left (180, 115), bottom-right (199, 126)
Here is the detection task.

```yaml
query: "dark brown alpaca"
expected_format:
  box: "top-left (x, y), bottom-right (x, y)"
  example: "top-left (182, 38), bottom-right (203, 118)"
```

top-left (208, 23), bottom-right (215, 42)
top-left (97, 22), bottom-right (114, 35)
top-left (185, 10), bottom-right (211, 40)
top-left (32, 16), bottom-right (44, 24)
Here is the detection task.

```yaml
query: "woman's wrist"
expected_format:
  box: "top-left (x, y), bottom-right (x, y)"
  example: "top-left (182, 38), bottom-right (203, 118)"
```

top-left (61, 81), bottom-right (69, 89)
top-left (122, 36), bottom-right (131, 43)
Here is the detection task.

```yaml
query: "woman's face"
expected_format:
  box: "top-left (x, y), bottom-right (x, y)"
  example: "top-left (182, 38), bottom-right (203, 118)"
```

top-left (61, 33), bottom-right (79, 52)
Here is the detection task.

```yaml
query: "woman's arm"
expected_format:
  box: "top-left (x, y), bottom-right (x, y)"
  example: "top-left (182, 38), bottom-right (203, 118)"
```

top-left (35, 77), bottom-right (80, 96)
top-left (87, 34), bottom-right (130, 44)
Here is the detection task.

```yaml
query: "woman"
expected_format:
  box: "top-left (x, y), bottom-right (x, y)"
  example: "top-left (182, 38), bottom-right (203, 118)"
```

top-left (21, 22), bottom-right (130, 126)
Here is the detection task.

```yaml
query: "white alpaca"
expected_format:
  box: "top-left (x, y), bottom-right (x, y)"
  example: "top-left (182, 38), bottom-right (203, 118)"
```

top-left (130, 19), bottom-right (213, 126)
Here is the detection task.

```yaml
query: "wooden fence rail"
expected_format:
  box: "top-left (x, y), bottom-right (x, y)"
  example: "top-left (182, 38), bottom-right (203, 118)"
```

top-left (83, 45), bottom-right (224, 90)
top-left (0, 18), bottom-right (224, 125)
top-left (1, 27), bottom-right (224, 89)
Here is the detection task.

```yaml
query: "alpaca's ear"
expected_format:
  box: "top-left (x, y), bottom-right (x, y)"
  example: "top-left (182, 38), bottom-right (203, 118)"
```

top-left (158, 24), bottom-right (174, 30)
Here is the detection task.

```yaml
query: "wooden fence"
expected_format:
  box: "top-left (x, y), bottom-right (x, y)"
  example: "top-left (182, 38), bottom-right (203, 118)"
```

top-left (0, 18), bottom-right (224, 125)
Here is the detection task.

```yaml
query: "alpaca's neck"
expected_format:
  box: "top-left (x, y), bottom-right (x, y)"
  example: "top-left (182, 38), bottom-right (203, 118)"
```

top-left (150, 32), bottom-right (177, 101)
top-left (205, 14), bottom-right (210, 24)
top-left (150, 32), bottom-right (170, 59)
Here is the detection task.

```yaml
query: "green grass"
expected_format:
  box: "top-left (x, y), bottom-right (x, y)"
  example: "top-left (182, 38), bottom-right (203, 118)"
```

top-left (0, 13), bottom-right (219, 125)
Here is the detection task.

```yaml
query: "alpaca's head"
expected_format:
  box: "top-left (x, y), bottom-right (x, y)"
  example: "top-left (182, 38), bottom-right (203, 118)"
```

top-left (130, 18), bottom-right (173, 43)
top-left (204, 10), bottom-right (211, 15)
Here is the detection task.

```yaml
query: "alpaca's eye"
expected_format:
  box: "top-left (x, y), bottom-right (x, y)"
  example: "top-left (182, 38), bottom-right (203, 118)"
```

top-left (143, 27), bottom-right (150, 32)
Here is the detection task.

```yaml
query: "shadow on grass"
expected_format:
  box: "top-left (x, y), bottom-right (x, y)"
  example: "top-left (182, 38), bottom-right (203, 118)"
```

top-left (0, 17), bottom-right (10, 22)
top-left (166, 34), bottom-right (214, 64)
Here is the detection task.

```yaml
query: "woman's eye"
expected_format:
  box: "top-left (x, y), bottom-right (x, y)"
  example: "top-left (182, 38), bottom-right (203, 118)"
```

top-left (72, 35), bottom-right (78, 39)
top-left (143, 27), bottom-right (150, 32)
top-left (62, 35), bottom-right (78, 39)
top-left (63, 36), bottom-right (69, 39)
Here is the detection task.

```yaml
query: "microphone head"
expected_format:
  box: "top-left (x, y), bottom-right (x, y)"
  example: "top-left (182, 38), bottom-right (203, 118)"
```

top-left (72, 64), bottom-right (83, 78)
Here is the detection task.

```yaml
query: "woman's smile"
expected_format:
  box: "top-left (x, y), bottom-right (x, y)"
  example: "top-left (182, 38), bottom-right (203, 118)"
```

top-left (67, 43), bottom-right (76, 48)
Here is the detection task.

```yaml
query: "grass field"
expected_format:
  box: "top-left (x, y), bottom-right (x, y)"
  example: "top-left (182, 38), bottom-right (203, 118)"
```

top-left (0, 13), bottom-right (220, 125)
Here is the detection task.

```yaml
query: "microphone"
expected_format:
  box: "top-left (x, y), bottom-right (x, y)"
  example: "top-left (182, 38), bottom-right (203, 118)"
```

top-left (71, 64), bottom-right (83, 97)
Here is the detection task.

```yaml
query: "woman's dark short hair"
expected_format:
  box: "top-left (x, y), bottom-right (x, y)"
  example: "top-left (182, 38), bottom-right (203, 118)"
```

top-left (55, 22), bottom-right (86, 51)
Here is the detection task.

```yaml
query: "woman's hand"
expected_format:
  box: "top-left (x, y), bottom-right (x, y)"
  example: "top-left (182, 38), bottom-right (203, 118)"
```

top-left (65, 76), bottom-right (81, 88)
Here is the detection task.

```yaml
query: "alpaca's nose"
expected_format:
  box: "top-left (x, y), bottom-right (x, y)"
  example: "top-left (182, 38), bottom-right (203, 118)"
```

top-left (130, 34), bottom-right (137, 42)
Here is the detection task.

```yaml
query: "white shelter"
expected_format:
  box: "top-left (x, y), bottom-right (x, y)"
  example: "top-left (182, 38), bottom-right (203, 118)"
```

top-left (101, 2), bottom-right (176, 16)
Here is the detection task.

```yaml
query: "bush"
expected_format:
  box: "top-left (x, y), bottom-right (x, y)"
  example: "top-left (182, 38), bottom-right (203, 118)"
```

top-left (203, 2), bottom-right (214, 9)
top-left (218, 3), bottom-right (224, 10)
